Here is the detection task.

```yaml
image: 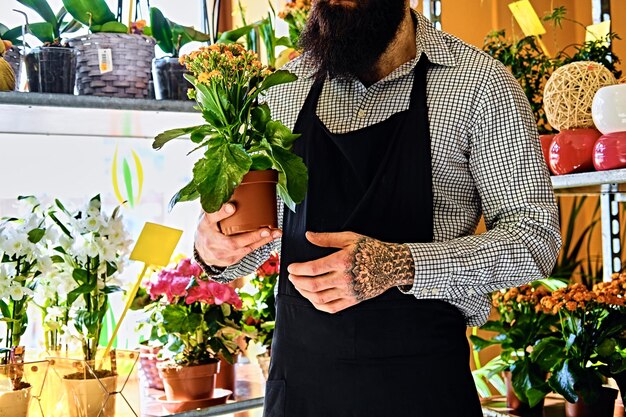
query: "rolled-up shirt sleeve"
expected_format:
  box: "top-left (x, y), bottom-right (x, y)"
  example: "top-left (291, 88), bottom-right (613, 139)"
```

top-left (400, 62), bottom-right (562, 325)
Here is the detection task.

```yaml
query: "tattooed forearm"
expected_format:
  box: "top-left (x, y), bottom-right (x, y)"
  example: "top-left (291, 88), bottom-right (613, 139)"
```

top-left (347, 237), bottom-right (415, 301)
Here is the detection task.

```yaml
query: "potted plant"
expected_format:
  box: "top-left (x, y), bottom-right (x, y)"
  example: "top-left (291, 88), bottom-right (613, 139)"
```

top-left (45, 195), bottom-right (132, 417)
top-left (153, 43), bottom-right (307, 234)
top-left (0, 35), bottom-right (16, 91)
top-left (483, 6), bottom-right (622, 170)
top-left (141, 258), bottom-right (247, 411)
top-left (0, 196), bottom-right (53, 417)
top-left (149, 7), bottom-right (211, 100)
top-left (62, 0), bottom-right (155, 98)
top-left (16, 0), bottom-right (82, 94)
top-left (275, 0), bottom-right (311, 67)
top-left (239, 252), bottom-right (279, 379)
top-left (471, 284), bottom-right (558, 413)
top-left (534, 279), bottom-right (626, 417)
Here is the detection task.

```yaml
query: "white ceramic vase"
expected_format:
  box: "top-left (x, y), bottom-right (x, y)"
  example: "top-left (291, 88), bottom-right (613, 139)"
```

top-left (592, 84), bottom-right (626, 134)
top-left (63, 375), bottom-right (117, 417)
top-left (0, 386), bottom-right (31, 417)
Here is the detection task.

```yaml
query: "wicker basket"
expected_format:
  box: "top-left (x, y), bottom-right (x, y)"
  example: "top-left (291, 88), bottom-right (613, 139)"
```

top-left (4, 46), bottom-right (22, 91)
top-left (68, 33), bottom-right (155, 98)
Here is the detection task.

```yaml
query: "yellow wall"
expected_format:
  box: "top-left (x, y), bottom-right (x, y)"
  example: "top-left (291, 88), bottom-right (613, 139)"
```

top-left (440, 0), bottom-right (622, 75)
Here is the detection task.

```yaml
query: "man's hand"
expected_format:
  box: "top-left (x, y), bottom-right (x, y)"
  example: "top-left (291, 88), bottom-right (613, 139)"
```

top-left (288, 231), bottom-right (415, 314)
top-left (195, 203), bottom-right (282, 267)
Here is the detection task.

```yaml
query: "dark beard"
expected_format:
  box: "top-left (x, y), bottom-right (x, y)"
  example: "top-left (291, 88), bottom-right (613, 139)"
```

top-left (299, 0), bottom-right (407, 82)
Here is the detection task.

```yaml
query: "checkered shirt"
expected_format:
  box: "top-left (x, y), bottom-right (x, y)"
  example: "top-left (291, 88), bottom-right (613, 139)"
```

top-left (205, 12), bottom-right (562, 326)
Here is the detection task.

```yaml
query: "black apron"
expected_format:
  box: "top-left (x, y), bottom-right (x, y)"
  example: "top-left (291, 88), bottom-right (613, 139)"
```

top-left (264, 56), bottom-right (482, 417)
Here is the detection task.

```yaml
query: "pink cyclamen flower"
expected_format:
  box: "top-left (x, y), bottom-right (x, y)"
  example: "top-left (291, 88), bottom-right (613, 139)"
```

top-left (176, 258), bottom-right (204, 278)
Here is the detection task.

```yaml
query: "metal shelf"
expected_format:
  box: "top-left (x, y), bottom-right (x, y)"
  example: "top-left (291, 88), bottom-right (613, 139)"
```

top-left (551, 169), bottom-right (626, 191)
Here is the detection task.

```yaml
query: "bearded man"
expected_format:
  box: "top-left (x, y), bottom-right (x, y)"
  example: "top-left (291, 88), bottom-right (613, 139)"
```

top-left (193, 0), bottom-right (562, 416)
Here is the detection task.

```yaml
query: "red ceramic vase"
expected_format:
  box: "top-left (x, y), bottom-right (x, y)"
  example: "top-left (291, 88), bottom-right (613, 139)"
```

top-left (549, 128), bottom-right (602, 175)
top-left (539, 134), bottom-right (556, 174)
top-left (593, 131), bottom-right (626, 171)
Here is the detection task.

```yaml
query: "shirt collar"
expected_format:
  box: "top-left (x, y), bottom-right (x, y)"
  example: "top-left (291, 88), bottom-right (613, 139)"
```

top-left (300, 10), bottom-right (457, 79)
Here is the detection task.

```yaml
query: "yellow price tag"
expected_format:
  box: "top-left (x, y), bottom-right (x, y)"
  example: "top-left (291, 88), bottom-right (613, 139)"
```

top-left (130, 222), bottom-right (183, 267)
top-left (509, 0), bottom-right (546, 37)
top-left (586, 21), bottom-right (611, 45)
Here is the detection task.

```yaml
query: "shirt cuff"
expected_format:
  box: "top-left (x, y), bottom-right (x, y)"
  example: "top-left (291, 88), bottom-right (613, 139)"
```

top-left (399, 242), bottom-right (457, 299)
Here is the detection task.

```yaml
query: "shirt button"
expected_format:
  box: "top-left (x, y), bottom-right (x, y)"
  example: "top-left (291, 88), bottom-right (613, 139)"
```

top-left (357, 109), bottom-right (367, 118)
top-left (467, 289), bottom-right (475, 296)
top-left (421, 289), bottom-right (430, 296)
top-left (431, 288), bottom-right (439, 295)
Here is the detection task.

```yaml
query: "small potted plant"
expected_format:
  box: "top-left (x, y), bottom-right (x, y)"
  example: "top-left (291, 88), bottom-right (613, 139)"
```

top-left (45, 195), bottom-right (132, 417)
top-left (142, 258), bottom-right (248, 412)
top-left (153, 43), bottom-right (307, 234)
top-left (534, 279), bottom-right (626, 417)
top-left (16, 0), bottom-right (82, 94)
top-left (275, 0), bottom-right (311, 67)
top-left (471, 284), bottom-right (558, 414)
top-left (0, 197), bottom-right (52, 417)
top-left (239, 252), bottom-right (279, 379)
top-left (62, 0), bottom-right (155, 98)
top-left (149, 7), bottom-right (211, 100)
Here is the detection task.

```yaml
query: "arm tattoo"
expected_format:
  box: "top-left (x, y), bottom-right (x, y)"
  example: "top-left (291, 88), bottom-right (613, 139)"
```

top-left (348, 237), bottom-right (415, 301)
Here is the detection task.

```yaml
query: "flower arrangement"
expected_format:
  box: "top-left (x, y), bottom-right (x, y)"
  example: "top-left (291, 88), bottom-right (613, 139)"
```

top-left (143, 258), bottom-right (246, 366)
top-left (532, 278), bottom-right (626, 406)
top-left (471, 284), bottom-right (558, 407)
top-left (239, 252), bottom-right (279, 351)
top-left (46, 195), bottom-right (132, 364)
top-left (278, 0), bottom-right (312, 48)
top-left (0, 196), bottom-right (52, 389)
top-left (153, 43), bottom-right (307, 214)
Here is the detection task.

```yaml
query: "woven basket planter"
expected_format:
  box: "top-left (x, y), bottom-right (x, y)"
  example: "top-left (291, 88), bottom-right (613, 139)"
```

top-left (68, 33), bottom-right (155, 98)
top-left (4, 46), bottom-right (22, 90)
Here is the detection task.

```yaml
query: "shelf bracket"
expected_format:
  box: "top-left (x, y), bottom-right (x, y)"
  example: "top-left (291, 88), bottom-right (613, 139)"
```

top-left (600, 184), bottom-right (621, 282)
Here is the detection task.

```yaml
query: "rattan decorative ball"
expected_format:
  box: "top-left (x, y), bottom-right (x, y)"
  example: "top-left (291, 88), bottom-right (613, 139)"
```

top-left (543, 61), bottom-right (616, 131)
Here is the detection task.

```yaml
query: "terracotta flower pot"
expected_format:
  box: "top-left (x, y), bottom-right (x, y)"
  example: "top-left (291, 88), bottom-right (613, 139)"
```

top-left (549, 128), bottom-right (601, 175)
top-left (593, 132), bottom-right (626, 171)
top-left (158, 360), bottom-right (220, 401)
top-left (504, 371), bottom-right (544, 415)
top-left (215, 358), bottom-right (236, 398)
top-left (539, 134), bottom-right (556, 174)
top-left (219, 170), bottom-right (279, 236)
top-left (565, 386), bottom-right (619, 417)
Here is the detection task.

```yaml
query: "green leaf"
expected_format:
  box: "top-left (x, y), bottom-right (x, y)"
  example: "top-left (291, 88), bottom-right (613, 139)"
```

top-left (169, 179), bottom-right (200, 210)
top-left (60, 19), bottom-right (82, 34)
top-left (190, 126), bottom-right (213, 144)
top-left (530, 336), bottom-right (564, 372)
top-left (0, 24), bottom-right (9, 35)
top-left (0, 300), bottom-right (10, 319)
top-left (72, 268), bottom-right (88, 284)
top-left (149, 7), bottom-right (174, 55)
top-left (548, 359), bottom-right (580, 403)
top-left (265, 120), bottom-right (300, 149)
top-left (478, 319), bottom-right (506, 333)
top-left (469, 335), bottom-right (500, 351)
top-left (269, 144), bottom-right (308, 212)
top-left (250, 153), bottom-right (273, 170)
top-left (93, 21), bottom-right (127, 33)
top-left (194, 138), bottom-right (252, 213)
top-left (103, 285), bottom-right (122, 294)
top-left (17, 0), bottom-right (57, 28)
top-left (251, 103), bottom-right (271, 133)
top-left (2, 26), bottom-right (26, 42)
top-left (153, 125), bottom-right (204, 149)
top-left (27, 228), bottom-right (46, 244)
top-left (217, 23), bottom-right (257, 43)
top-left (260, 70), bottom-right (297, 92)
top-left (27, 21), bottom-right (56, 43)
top-left (61, 0), bottom-right (116, 27)
top-left (50, 255), bottom-right (64, 263)
top-left (67, 282), bottom-right (96, 306)
top-left (510, 359), bottom-right (548, 407)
